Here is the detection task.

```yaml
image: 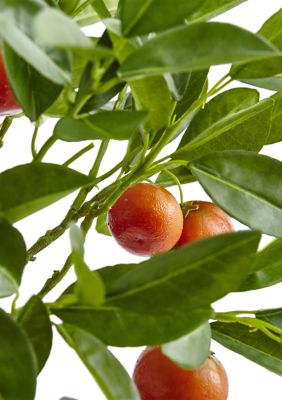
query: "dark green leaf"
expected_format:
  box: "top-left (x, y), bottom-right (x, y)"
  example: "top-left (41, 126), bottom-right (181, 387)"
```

top-left (58, 324), bottom-right (140, 399)
top-left (3, 44), bottom-right (62, 121)
top-left (0, 219), bottom-right (26, 298)
top-left (81, 83), bottom-right (125, 114)
top-left (54, 111), bottom-right (148, 142)
top-left (212, 321), bottom-right (282, 375)
top-left (17, 296), bottom-right (53, 374)
top-left (119, 22), bottom-right (278, 79)
top-left (257, 308), bottom-right (282, 329)
top-left (231, 9), bottom-right (282, 91)
top-left (267, 92), bottom-right (282, 144)
top-left (165, 72), bottom-right (191, 101)
top-left (0, 308), bottom-right (37, 399)
top-left (52, 305), bottom-right (212, 346)
top-left (0, 163), bottom-right (92, 223)
top-left (190, 151), bottom-right (282, 238)
top-left (156, 166), bottom-right (195, 187)
top-left (0, 0), bottom-right (71, 85)
top-left (240, 239), bottom-right (282, 291)
top-left (174, 89), bottom-right (273, 161)
top-left (96, 214), bottom-right (111, 236)
top-left (174, 70), bottom-right (208, 120)
top-left (120, 0), bottom-right (246, 36)
top-left (104, 231), bottom-right (260, 313)
top-left (162, 322), bottom-right (211, 369)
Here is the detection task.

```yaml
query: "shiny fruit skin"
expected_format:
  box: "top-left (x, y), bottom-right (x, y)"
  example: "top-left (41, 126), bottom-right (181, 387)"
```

top-left (178, 201), bottom-right (233, 246)
top-left (107, 183), bottom-right (183, 256)
top-left (133, 346), bottom-right (228, 400)
top-left (0, 54), bottom-right (20, 116)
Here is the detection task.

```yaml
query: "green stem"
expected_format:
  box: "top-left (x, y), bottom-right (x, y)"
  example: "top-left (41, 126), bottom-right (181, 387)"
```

top-left (163, 169), bottom-right (184, 204)
top-left (91, 0), bottom-right (111, 18)
top-left (33, 136), bottom-right (57, 162)
top-left (63, 143), bottom-right (95, 167)
top-left (31, 121), bottom-right (40, 159)
top-left (0, 116), bottom-right (13, 148)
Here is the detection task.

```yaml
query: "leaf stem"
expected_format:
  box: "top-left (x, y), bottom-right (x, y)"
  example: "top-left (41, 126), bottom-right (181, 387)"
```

top-left (31, 120), bottom-right (40, 159)
top-left (63, 143), bottom-right (95, 167)
top-left (33, 136), bottom-right (57, 162)
top-left (0, 116), bottom-right (13, 149)
top-left (91, 0), bottom-right (112, 18)
top-left (163, 169), bottom-right (184, 204)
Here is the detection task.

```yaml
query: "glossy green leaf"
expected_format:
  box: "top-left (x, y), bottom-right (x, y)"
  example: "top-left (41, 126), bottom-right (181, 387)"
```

top-left (240, 239), bottom-right (282, 291)
top-left (0, 219), bottom-right (26, 298)
top-left (165, 72), bottom-right (191, 101)
top-left (257, 308), bottom-right (282, 329)
top-left (119, 22), bottom-right (278, 79)
top-left (54, 111), bottom-right (148, 142)
top-left (17, 296), bottom-right (53, 374)
top-left (104, 231), bottom-right (260, 313)
top-left (0, 163), bottom-right (92, 223)
top-left (190, 151), bottom-right (282, 237)
top-left (267, 93), bottom-right (282, 144)
top-left (53, 305), bottom-right (212, 347)
top-left (156, 166), bottom-right (195, 187)
top-left (3, 44), bottom-right (62, 121)
top-left (212, 321), bottom-right (282, 375)
top-left (162, 322), bottom-right (211, 370)
top-left (231, 9), bottom-right (282, 91)
top-left (120, 0), bottom-right (246, 36)
top-left (174, 89), bottom-right (273, 161)
top-left (58, 324), bottom-right (140, 399)
top-left (96, 214), bottom-right (111, 236)
top-left (0, 0), bottom-right (71, 85)
top-left (0, 309), bottom-right (37, 399)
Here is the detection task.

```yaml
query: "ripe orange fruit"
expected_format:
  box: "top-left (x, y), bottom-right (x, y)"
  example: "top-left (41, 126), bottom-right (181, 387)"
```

top-left (133, 346), bottom-right (228, 400)
top-left (178, 201), bottom-right (233, 246)
top-left (0, 53), bottom-right (20, 116)
top-left (107, 183), bottom-right (183, 256)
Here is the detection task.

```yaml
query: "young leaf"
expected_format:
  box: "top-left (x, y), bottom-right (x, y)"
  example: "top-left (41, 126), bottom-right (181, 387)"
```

top-left (53, 111), bottom-right (148, 142)
top-left (0, 163), bottom-right (92, 223)
top-left (57, 324), bottom-right (140, 399)
top-left (162, 322), bottom-right (211, 370)
top-left (267, 93), bottom-right (282, 144)
top-left (0, 309), bottom-right (37, 399)
top-left (96, 214), bottom-right (111, 236)
top-left (0, 219), bottom-right (26, 298)
top-left (53, 305), bottom-right (212, 347)
top-left (17, 296), bottom-right (53, 374)
top-left (119, 22), bottom-right (278, 79)
top-left (240, 239), bottom-right (282, 291)
top-left (70, 226), bottom-right (105, 307)
top-left (120, 0), bottom-right (246, 37)
top-left (174, 90), bottom-right (273, 161)
top-left (212, 321), bottom-right (282, 375)
top-left (257, 308), bottom-right (282, 329)
top-left (104, 231), bottom-right (260, 313)
top-left (190, 151), bottom-right (282, 238)
top-left (3, 44), bottom-right (63, 121)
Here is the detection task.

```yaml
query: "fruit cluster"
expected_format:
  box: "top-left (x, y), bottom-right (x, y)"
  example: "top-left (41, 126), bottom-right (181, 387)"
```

top-left (108, 183), bottom-right (232, 399)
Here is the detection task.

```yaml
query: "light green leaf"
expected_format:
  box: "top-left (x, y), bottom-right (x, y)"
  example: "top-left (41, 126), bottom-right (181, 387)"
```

top-left (162, 322), bottom-right (211, 370)
top-left (53, 111), bottom-right (148, 142)
top-left (267, 92), bottom-right (282, 144)
top-left (119, 22), bottom-right (278, 79)
top-left (190, 150), bottom-right (282, 238)
top-left (57, 324), bottom-right (140, 399)
top-left (0, 219), bottom-right (26, 298)
top-left (0, 163), bottom-right (92, 223)
top-left (96, 214), bottom-right (111, 236)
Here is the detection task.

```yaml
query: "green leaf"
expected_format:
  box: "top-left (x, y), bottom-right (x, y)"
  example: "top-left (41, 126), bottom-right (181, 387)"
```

top-left (119, 22), bottom-right (278, 79)
top-left (231, 9), bottom-right (282, 92)
top-left (0, 163), bottom-right (92, 223)
top-left (190, 151), bottom-right (282, 238)
top-left (164, 72), bottom-right (191, 101)
top-left (53, 111), bottom-right (148, 142)
top-left (0, 0), bottom-right (71, 85)
top-left (240, 239), bottom-right (282, 291)
top-left (120, 0), bottom-right (246, 36)
top-left (3, 44), bottom-right (62, 121)
top-left (156, 166), bottom-right (195, 188)
top-left (267, 93), bottom-right (282, 144)
top-left (257, 308), bottom-right (282, 329)
top-left (70, 226), bottom-right (105, 307)
top-left (17, 296), bottom-right (53, 374)
top-left (57, 324), bottom-right (140, 399)
top-left (212, 321), bottom-right (282, 375)
top-left (96, 214), bottom-right (111, 236)
top-left (52, 305), bottom-right (212, 346)
top-left (0, 308), bottom-right (37, 399)
top-left (174, 89), bottom-right (273, 161)
top-left (162, 322), bottom-right (211, 370)
top-left (104, 231), bottom-right (260, 313)
top-left (0, 219), bottom-right (26, 298)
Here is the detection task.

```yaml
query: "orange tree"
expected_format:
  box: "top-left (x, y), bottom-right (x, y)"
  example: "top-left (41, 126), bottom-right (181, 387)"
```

top-left (0, 1), bottom-right (282, 399)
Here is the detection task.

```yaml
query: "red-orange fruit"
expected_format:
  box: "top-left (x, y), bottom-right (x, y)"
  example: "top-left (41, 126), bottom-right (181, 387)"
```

top-left (178, 201), bottom-right (233, 246)
top-left (0, 54), bottom-right (20, 116)
top-left (133, 346), bottom-right (229, 400)
top-left (107, 183), bottom-right (183, 256)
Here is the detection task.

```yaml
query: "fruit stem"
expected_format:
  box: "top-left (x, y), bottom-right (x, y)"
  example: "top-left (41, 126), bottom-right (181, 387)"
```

top-left (163, 169), bottom-right (184, 204)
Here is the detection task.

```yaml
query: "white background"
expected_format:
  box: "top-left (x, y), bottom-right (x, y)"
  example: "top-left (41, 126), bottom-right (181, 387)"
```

top-left (1, 0), bottom-right (282, 399)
